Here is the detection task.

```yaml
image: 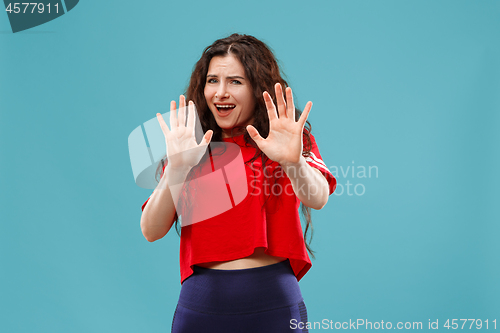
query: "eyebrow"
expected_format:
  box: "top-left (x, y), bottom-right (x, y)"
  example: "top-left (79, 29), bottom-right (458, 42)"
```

top-left (206, 74), bottom-right (246, 80)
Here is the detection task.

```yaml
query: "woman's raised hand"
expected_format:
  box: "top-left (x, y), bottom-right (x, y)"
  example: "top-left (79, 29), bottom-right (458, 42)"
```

top-left (156, 95), bottom-right (213, 170)
top-left (246, 83), bottom-right (312, 167)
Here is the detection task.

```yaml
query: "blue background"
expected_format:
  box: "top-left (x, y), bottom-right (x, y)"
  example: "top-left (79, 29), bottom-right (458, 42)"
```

top-left (1, 1), bottom-right (499, 332)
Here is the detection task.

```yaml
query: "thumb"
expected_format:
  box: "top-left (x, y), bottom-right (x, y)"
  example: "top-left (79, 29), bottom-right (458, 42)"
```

top-left (246, 125), bottom-right (264, 146)
top-left (201, 130), bottom-right (213, 146)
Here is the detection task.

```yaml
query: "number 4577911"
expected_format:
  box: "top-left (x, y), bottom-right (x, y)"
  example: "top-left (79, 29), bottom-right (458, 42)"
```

top-left (5, 3), bottom-right (60, 14)
top-left (444, 319), bottom-right (496, 330)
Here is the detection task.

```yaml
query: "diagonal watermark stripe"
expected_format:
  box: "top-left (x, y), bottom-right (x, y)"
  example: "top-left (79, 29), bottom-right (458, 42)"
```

top-left (128, 106), bottom-right (249, 226)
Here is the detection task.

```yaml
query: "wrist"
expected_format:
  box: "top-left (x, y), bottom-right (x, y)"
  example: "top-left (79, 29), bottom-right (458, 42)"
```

top-left (166, 164), bottom-right (192, 174)
top-left (280, 156), bottom-right (307, 175)
top-left (162, 164), bottom-right (192, 187)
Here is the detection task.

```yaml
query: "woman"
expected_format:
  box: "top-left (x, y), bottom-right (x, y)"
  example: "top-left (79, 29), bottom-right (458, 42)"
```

top-left (140, 33), bottom-right (337, 332)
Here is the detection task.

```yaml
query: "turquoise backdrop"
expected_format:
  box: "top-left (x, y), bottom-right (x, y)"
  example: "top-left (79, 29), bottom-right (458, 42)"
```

top-left (1, 0), bottom-right (499, 332)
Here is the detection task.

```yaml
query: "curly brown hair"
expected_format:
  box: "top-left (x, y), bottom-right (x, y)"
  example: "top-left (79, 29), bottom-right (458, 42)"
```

top-left (158, 33), bottom-right (317, 258)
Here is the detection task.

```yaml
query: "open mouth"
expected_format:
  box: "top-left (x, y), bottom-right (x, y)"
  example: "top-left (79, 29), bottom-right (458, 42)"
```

top-left (215, 104), bottom-right (236, 112)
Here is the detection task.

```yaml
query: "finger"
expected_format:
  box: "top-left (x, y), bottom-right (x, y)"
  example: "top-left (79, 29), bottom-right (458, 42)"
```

top-left (200, 130), bottom-right (213, 146)
top-left (285, 87), bottom-right (295, 120)
top-left (178, 95), bottom-right (187, 127)
top-left (263, 91), bottom-right (278, 121)
top-left (170, 100), bottom-right (178, 128)
top-left (157, 113), bottom-right (171, 135)
top-left (298, 101), bottom-right (312, 129)
top-left (275, 83), bottom-right (287, 118)
top-left (179, 95), bottom-right (186, 109)
top-left (187, 100), bottom-right (196, 133)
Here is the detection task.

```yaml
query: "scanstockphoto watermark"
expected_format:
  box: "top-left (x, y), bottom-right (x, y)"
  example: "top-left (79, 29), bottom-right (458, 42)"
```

top-left (330, 161), bottom-right (378, 197)
top-left (246, 161), bottom-right (378, 199)
top-left (291, 319), bottom-right (423, 330)
top-left (290, 318), bottom-right (497, 330)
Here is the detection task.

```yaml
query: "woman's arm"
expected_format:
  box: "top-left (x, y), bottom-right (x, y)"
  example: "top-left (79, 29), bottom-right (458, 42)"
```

top-left (140, 95), bottom-right (213, 242)
top-left (281, 156), bottom-right (329, 210)
top-left (246, 83), bottom-right (330, 209)
top-left (140, 165), bottom-right (191, 242)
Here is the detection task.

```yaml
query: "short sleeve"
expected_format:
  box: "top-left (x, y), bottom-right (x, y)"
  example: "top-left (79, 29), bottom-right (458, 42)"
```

top-left (141, 160), bottom-right (168, 211)
top-left (303, 133), bottom-right (337, 195)
top-left (141, 198), bottom-right (150, 211)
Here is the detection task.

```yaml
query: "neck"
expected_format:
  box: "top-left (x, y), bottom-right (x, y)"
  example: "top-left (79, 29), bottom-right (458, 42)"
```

top-left (222, 127), bottom-right (246, 138)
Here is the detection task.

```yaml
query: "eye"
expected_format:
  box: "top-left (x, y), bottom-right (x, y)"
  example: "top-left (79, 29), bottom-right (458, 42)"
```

top-left (207, 78), bottom-right (218, 83)
top-left (231, 80), bottom-right (242, 84)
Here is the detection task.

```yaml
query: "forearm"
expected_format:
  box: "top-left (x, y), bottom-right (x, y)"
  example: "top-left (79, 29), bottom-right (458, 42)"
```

top-left (140, 165), bottom-right (191, 242)
top-left (281, 156), bottom-right (329, 210)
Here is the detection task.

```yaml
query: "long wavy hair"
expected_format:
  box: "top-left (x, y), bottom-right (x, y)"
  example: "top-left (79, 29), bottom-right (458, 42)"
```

top-left (157, 33), bottom-right (317, 258)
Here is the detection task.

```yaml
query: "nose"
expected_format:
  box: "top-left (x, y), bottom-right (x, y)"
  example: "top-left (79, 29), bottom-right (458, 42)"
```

top-left (215, 84), bottom-right (229, 99)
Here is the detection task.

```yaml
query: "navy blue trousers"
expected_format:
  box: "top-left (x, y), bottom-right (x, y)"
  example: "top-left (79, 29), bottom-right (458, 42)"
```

top-left (171, 259), bottom-right (309, 332)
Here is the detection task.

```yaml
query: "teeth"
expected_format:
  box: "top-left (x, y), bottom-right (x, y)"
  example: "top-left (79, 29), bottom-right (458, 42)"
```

top-left (216, 104), bottom-right (235, 108)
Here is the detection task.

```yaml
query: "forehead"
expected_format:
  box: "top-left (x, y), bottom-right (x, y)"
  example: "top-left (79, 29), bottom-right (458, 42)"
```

top-left (207, 54), bottom-right (246, 76)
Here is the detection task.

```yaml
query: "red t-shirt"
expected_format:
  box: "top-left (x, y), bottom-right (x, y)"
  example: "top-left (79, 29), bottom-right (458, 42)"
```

top-left (142, 132), bottom-right (336, 284)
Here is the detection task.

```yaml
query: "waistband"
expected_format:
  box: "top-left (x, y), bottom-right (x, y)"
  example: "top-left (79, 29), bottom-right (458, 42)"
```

top-left (178, 259), bottom-right (303, 314)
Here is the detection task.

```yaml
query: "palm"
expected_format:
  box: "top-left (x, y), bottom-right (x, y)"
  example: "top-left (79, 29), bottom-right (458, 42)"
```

top-left (157, 96), bottom-right (213, 169)
top-left (247, 84), bottom-right (312, 167)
